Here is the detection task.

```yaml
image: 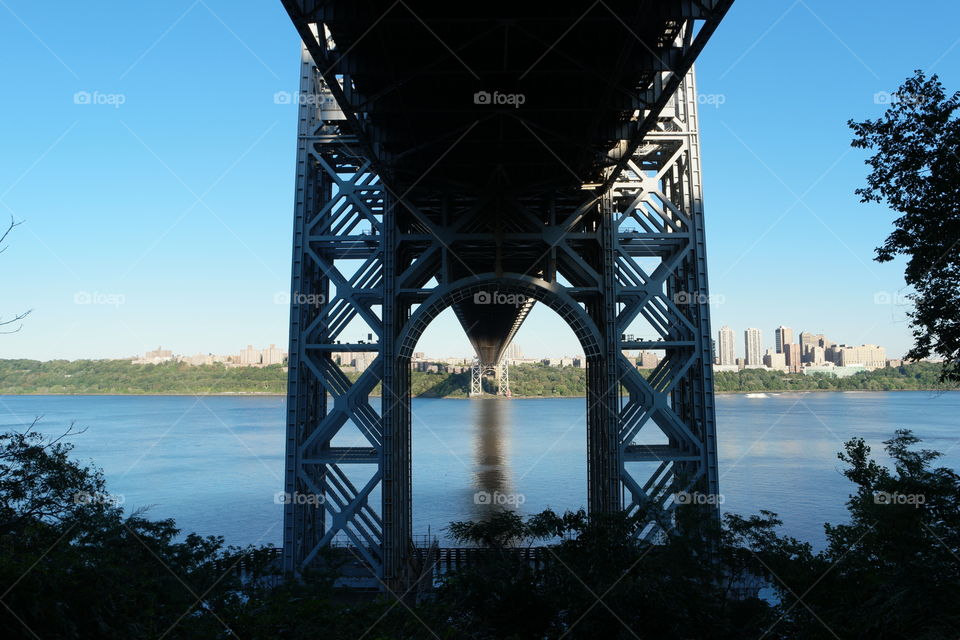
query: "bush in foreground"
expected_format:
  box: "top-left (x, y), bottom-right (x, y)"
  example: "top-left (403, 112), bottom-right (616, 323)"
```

top-left (1, 424), bottom-right (958, 639)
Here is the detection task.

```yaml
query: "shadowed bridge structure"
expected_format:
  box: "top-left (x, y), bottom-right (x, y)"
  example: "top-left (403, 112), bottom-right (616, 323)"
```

top-left (279, 0), bottom-right (734, 590)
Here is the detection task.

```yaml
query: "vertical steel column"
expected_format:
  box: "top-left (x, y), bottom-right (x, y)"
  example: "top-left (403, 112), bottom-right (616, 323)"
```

top-left (380, 194), bottom-right (411, 588)
top-left (284, 47), bottom-right (326, 573)
top-left (587, 194), bottom-right (623, 514)
top-left (671, 70), bottom-right (719, 501)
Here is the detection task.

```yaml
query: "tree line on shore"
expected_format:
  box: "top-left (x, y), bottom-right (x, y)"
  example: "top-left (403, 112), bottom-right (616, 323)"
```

top-left (0, 358), bottom-right (953, 396)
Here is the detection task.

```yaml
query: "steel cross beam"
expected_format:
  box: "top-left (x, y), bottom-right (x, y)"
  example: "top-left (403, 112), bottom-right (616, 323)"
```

top-left (282, 14), bottom-right (723, 591)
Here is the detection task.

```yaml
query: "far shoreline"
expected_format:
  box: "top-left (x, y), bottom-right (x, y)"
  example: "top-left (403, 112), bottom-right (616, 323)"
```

top-left (0, 388), bottom-right (954, 398)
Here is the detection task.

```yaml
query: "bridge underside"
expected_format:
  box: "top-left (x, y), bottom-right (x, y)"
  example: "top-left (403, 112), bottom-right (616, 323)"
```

top-left (281, 0), bottom-right (731, 589)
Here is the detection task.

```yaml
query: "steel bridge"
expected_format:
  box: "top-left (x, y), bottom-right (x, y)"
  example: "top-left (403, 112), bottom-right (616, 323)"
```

top-left (280, 0), bottom-right (734, 590)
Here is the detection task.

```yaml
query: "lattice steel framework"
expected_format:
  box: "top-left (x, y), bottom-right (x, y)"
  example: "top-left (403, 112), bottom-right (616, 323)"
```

top-left (469, 359), bottom-right (510, 397)
top-left (282, 9), bottom-right (725, 590)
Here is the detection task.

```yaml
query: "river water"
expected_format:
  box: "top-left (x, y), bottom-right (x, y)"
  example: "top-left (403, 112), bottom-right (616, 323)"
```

top-left (0, 392), bottom-right (956, 548)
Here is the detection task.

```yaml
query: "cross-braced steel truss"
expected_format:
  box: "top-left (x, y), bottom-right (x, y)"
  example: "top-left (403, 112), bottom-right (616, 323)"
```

top-left (283, 18), bottom-right (721, 590)
top-left (470, 359), bottom-right (510, 397)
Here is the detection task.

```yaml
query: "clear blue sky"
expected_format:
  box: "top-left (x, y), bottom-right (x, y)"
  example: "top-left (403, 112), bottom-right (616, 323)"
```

top-left (1, 0), bottom-right (957, 361)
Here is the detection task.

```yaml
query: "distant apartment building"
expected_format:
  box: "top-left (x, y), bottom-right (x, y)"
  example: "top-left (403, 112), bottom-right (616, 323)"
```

top-left (775, 326), bottom-right (793, 354)
top-left (798, 332), bottom-right (817, 361)
top-left (803, 363), bottom-right (867, 378)
top-left (744, 328), bottom-right (762, 366)
top-left (835, 344), bottom-right (886, 370)
top-left (824, 344), bottom-right (842, 365)
top-left (809, 345), bottom-right (826, 365)
top-left (718, 325), bottom-right (736, 365)
top-left (261, 344), bottom-right (285, 366)
top-left (763, 349), bottom-right (787, 371)
top-left (504, 342), bottom-right (524, 361)
top-left (713, 364), bottom-right (740, 373)
top-left (333, 351), bottom-right (377, 372)
top-left (136, 344), bottom-right (286, 367)
top-left (783, 343), bottom-right (802, 373)
top-left (637, 351), bottom-right (660, 369)
top-left (133, 346), bottom-right (174, 364)
top-left (239, 344), bottom-right (261, 366)
top-left (233, 344), bottom-right (288, 367)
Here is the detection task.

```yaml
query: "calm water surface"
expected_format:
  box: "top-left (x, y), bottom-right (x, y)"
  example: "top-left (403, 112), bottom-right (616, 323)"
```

top-left (0, 392), bottom-right (956, 548)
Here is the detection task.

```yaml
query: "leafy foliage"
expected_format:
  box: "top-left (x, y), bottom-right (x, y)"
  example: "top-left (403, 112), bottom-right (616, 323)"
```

top-left (2, 421), bottom-right (960, 638)
top-left (713, 361), bottom-right (953, 392)
top-left (849, 70), bottom-right (960, 381)
top-left (755, 430), bottom-right (960, 639)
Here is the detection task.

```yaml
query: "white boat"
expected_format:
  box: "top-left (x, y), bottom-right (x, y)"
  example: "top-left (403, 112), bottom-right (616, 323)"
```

top-left (744, 392), bottom-right (769, 398)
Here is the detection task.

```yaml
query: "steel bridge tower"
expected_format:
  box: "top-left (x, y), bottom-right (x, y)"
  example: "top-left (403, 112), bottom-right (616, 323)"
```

top-left (280, 1), bottom-right (732, 590)
top-left (469, 358), bottom-right (510, 397)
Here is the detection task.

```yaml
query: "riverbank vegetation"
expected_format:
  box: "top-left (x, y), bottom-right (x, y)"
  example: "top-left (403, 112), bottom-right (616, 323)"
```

top-left (0, 358), bottom-right (954, 397)
top-left (1, 423), bottom-right (958, 638)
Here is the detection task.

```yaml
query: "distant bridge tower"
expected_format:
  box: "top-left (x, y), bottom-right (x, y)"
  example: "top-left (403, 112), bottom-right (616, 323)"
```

top-left (280, 1), bottom-right (732, 591)
top-left (470, 359), bottom-right (511, 397)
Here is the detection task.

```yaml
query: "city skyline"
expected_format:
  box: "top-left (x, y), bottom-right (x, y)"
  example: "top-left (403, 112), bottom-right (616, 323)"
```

top-left (715, 323), bottom-right (891, 365)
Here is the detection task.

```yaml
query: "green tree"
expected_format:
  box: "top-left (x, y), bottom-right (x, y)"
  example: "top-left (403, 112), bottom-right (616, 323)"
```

top-left (850, 70), bottom-right (960, 381)
top-left (0, 422), bottom-right (249, 639)
top-left (756, 430), bottom-right (960, 639)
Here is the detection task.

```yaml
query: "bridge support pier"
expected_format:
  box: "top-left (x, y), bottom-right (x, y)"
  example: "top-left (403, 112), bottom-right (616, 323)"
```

top-left (283, 29), bottom-right (721, 586)
top-left (469, 359), bottom-right (511, 397)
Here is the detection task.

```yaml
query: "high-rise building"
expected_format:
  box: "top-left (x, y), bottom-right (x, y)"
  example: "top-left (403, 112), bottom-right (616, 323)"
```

top-left (504, 342), bottom-right (524, 361)
top-left (744, 328), bottom-right (762, 366)
top-left (836, 344), bottom-right (887, 370)
top-left (763, 349), bottom-right (787, 371)
top-left (261, 344), bottom-right (285, 365)
top-left (775, 326), bottom-right (793, 354)
top-left (637, 351), bottom-right (660, 369)
top-left (783, 343), bottom-right (802, 373)
top-left (239, 344), bottom-right (261, 366)
top-left (799, 332), bottom-right (818, 362)
top-left (810, 345), bottom-right (826, 365)
top-left (718, 326), bottom-right (736, 365)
